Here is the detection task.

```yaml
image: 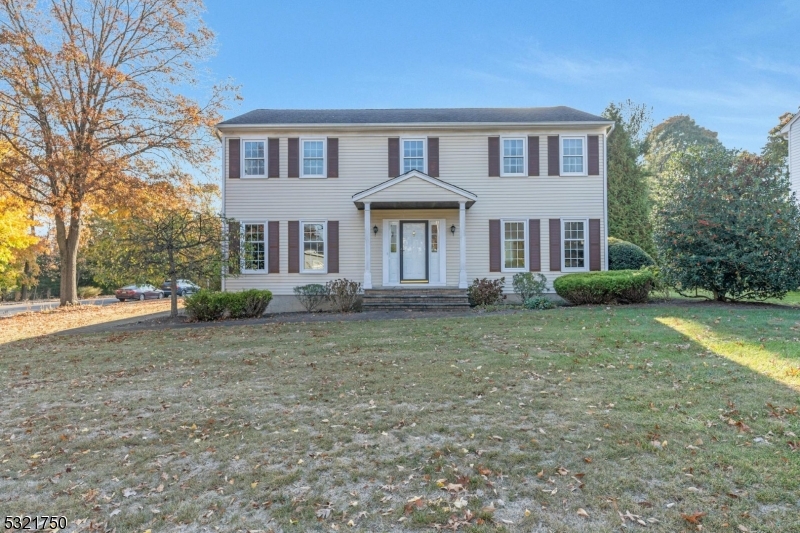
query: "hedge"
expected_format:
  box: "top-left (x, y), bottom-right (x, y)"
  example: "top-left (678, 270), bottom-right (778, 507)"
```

top-left (184, 289), bottom-right (272, 321)
top-left (608, 237), bottom-right (655, 270)
top-left (553, 270), bottom-right (653, 305)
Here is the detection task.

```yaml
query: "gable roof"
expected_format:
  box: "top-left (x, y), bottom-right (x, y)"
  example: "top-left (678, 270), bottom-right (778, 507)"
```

top-left (352, 170), bottom-right (477, 210)
top-left (218, 106), bottom-right (612, 127)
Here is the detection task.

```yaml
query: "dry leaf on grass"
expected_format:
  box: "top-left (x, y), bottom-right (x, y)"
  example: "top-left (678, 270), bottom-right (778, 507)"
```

top-left (681, 512), bottom-right (707, 524)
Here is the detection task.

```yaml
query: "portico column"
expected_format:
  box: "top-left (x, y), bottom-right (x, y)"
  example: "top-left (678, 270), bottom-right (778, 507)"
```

top-left (458, 201), bottom-right (467, 289)
top-left (364, 202), bottom-right (372, 289)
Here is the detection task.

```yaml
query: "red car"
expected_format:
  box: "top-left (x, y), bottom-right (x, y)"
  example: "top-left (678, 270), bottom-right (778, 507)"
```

top-left (115, 284), bottom-right (164, 302)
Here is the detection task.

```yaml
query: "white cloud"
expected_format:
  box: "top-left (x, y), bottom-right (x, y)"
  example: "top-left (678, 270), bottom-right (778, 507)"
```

top-left (737, 56), bottom-right (800, 79)
top-left (512, 48), bottom-right (633, 84)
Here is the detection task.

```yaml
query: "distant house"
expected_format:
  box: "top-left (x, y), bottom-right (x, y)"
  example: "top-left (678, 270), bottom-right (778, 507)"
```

top-left (780, 112), bottom-right (800, 202)
top-left (216, 107), bottom-right (615, 312)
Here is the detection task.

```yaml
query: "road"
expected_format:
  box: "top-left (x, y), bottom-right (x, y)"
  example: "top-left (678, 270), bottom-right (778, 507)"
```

top-left (0, 297), bottom-right (121, 317)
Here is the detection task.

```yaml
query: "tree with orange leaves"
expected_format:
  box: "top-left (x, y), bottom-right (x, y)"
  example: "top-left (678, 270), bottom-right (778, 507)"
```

top-left (0, 0), bottom-right (237, 305)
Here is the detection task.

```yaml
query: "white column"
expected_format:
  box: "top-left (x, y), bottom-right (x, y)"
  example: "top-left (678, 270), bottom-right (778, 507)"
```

top-left (458, 201), bottom-right (467, 289)
top-left (364, 202), bottom-right (372, 289)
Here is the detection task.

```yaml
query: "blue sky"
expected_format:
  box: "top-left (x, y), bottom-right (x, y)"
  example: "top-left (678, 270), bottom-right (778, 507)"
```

top-left (203, 0), bottom-right (799, 152)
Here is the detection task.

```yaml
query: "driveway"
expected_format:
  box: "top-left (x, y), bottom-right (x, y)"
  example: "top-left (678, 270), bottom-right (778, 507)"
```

top-left (0, 297), bottom-right (121, 317)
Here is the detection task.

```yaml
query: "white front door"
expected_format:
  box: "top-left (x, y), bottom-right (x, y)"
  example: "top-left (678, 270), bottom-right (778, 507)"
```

top-left (401, 221), bottom-right (427, 282)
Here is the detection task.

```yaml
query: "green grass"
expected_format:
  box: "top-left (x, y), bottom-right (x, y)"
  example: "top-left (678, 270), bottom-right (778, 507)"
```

top-left (1, 301), bottom-right (799, 532)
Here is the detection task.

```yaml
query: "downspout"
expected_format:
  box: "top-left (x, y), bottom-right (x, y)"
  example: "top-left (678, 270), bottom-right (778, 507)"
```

top-left (603, 122), bottom-right (615, 271)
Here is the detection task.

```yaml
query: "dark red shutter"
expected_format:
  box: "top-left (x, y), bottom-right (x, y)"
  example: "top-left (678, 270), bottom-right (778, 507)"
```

top-left (228, 139), bottom-right (240, 179)
top-left (549, 219), bottom-right (561, 271)
top-left (588, 135), bottom-right (600, 176)
top-left (388, 138), bottom-right (399, 177)
top-left (227, 220), bottom-right (241, 274)
top-left (529, 219), bottom-right (541, 272)
top-left (288, 138), bottom-right (299, 178)
top-left (268, 221), bottom-right (280, 273)
top-left (489, 219), bottom-right (501, 272)
top-left (547, 136), bottom-right (559, 176)
top-left (427, 137), bottom-right (439, 177)
top-left (288, 221), bottom-right (299, 273)
top-left (268, 138), bottom-right (279, 178)
top-left (328, 221), bottom-right (339, 273)
top-left (589, 219), bottom-right (601, 271)
top-left (327, 138), bottom-right (338, 178)
top-left (528, 136), bottom-right (539, 176)
top-left (488, 137), bottom-right (500, 177)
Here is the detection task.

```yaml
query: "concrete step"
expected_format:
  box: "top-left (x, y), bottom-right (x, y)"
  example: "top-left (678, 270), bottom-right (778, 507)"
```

top-left (362, 288), bottom-right (470, 311)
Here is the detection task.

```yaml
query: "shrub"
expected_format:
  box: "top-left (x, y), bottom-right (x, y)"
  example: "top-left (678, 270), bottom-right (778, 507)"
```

top-left (554, 270), bottom-right (654, 305)
top-left (293, 284), bottom-right (328, 312)
top-left (468, 277), bottom-right (505, 307)
top-left (184, 290), bottom-right (227, 321)
top-left (511, 272), bottom-right (548, 301)
top-left (326, 278), bottom-right (362, 312)
top-left (239, 289), bottom-right (272, 318)
top-left (608, 237), bottom-right (655, 270)
top-left (77, 286), bottom-right (103, 298)
top-left (523, 296), bottom-right (554, 310)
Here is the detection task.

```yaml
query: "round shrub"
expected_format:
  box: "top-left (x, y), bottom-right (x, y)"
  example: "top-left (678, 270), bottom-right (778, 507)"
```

top-left (184, 289), bottom-right (272, 321)
top-left (184, 290), bottom-right (226, 321)
top-left (608, 237), bottom-right (655, 270)
top-left (523, 296), bottom-right (554, 310)
top-left (554, 270), bottom-right (654, 305)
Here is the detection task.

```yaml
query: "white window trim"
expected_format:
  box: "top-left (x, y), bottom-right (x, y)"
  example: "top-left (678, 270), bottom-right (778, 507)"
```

top-left (401, 138), bottom-right (427, 174)
top-left (300, 138), bottom-right (327, 178)
top-left (561, 218), bottom-right (590, 272)
top-left (500, 218), bottom-right (528, 273)
top-left (500, 136), bottom-right (527, 177)
top-left (240, 220), bottom-right (268, 273)
top-left (241, 139), bottom-right (268, 178)
top-left (300, 219), bottom-right (328, 274)
top-left (559, 135), bottom-right (587, 176)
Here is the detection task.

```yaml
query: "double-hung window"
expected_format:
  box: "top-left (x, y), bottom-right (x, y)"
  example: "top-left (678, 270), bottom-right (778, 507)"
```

top-left (502, 220), bottom-right (527, 271)
top-left (242, 223), bottom-right (266, 272)
top-left (561, 136), bottom-right (586, 175)
top-left (301, 139), bottom-right (326, 177)
top-left (243, 140), bottom-right (266, 177)
top-left (501, 138), bottom-right (525, 176)
top-left (402, 139), bottom-right (425, 173)
top-left (301, 221), bottom-right (327, 272)
top-left (562, 219), bottom-right (587, 271)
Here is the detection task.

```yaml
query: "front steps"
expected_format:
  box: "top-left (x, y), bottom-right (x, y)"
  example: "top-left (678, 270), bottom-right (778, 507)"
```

top-left (362, 287), bottom-right (471, 311)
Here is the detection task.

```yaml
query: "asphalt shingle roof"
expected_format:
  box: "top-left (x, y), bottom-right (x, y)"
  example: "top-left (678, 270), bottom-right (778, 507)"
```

top-left (218, 106), bottom-right (611, 126)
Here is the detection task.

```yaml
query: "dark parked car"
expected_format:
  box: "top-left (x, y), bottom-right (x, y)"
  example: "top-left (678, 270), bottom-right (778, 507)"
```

top-left (115, 284), bottom-right (164, 302)
top-left (160, 279), bottom-right (200, 297)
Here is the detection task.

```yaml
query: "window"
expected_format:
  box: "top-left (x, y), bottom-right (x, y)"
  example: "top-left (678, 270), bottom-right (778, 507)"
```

top-left (243, 141), bottom-right (266, 176)
top-left (502, 138), bottom-right (525, 176)
top-left (242, 223), bottom-right (266, 271)
top-left (301, 139), bottom-right (325, 177)
top-left (403, 139), bottom-right (425, 173)
top-left (390, 224), bottom-right (397, 253)
top-left (563, 220), bottom-right (587, 271)
top-left (502, 220), bottom-right (526, 271)
top-left (302, 221), bottom-right (326, 272)
top-left (561, 137), bottom-right (586, 175)
top-left (431, 223), bottom-right (438, 253)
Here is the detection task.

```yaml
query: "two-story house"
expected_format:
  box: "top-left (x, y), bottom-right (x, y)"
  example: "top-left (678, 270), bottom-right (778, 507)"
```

top-left (217, 107), bottom-right (615, 312)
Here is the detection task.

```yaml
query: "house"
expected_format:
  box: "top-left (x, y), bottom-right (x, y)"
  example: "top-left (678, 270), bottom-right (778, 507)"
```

top-left (216, 107), bottom-right (615, 312)
top-left (780, 112), bottom-right (800, 202)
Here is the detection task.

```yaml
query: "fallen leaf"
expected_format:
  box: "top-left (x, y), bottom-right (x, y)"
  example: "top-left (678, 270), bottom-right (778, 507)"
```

top-left (681, 512), bottom-right (707, 524)
top-left (155, 483), bottom-right (164, 493)
top-left (577, 508), bottom-right (589, 518)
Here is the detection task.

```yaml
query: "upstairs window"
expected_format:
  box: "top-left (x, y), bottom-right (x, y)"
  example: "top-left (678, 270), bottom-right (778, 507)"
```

top-left (243, 141), bottom-right (266, 176)
top-left (502, 220), bottom-right (526, 271)
top-left (561, 137), bottom-right (586, 175)
top-left (502, 138), bottom-right (525, 176)
top-left (242, 223), bottom-right (266, 271)
top-left (403, 139), bottom-right (425, 173)
top-left (302, 139), bottom-right (325, 177)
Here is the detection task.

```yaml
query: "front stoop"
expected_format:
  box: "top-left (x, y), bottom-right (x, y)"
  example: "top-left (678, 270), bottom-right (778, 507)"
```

top-left (362, 287), bottom-right (470, 311)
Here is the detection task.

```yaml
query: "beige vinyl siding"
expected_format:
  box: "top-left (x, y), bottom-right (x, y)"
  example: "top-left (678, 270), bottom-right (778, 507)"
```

top-left (791, 121), bottom-right (800, 202)
top-left (222, 129), bottom-right (606, 295)
top-left (365, 176), bottom-right (468, 203)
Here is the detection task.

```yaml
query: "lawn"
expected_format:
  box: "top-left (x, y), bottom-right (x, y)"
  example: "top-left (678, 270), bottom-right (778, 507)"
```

top-left (1, 302), bottom-right (799, 532)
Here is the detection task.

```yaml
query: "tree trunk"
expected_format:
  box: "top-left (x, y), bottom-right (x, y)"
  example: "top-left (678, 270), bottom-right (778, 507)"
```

top-left (54, 208), bottom-right (82, 306)
top-left (20, 259), bottom-right (30, 300)
top-left (169, 249), bottom-right (178, 318)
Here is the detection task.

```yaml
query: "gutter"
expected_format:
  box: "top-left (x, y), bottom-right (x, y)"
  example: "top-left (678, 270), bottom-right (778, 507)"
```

top-left (216, 120), bottom-right (615, 132)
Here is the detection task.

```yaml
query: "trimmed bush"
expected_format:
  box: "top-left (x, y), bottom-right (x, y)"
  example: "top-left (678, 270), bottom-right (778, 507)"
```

top-left (184, 290), bottom-right (227, 321)
top-left (468, 277), bottom-right (505, 307)
top-left (326, 278), bottom-right (362, 312)
top-left (554, 270), bottom-right (654, 305)
top-left (293, 283), bottom-right (328, 312)
top-left (511, 272), bottom-right (548, 301)
top-left (523, 296), bottom-right (554, 310)
top-left (77, 286), bottom-right (102, 298)
top-left (608, 237), bottom-right (655, 270)
top-left (184, 289), bottom-right (272, 321)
